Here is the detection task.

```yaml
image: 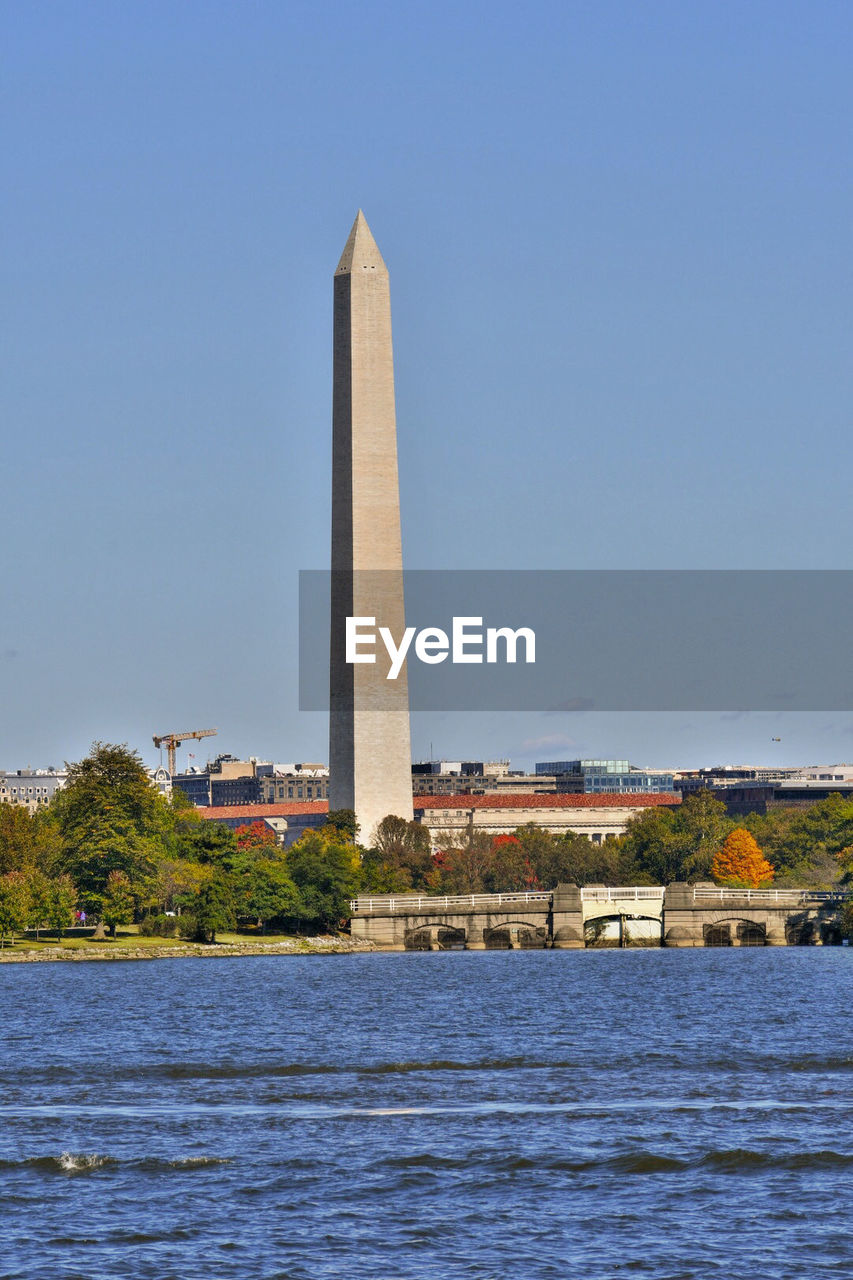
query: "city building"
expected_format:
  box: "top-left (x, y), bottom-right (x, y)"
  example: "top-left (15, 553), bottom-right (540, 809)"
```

top-left (172, 757), bottom-right (330, 807)
top-left (0, 768), bottom-right (67, 813)
top-left (412, 760), bottom-right (554, 796)
top-left (259, 765), bottom-right (329, 803)
top-left (673, 763), bottom-right (853, 813)
top-left (536, 759), bottom-right (675, 794)
top-left (675, 765), bottom-right (805, 794)
top-left (414, 792), bottom-right (680, 845)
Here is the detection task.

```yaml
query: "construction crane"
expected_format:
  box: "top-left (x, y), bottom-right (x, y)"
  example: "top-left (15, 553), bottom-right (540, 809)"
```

top-left (153, 728), bottom-right (218, 775)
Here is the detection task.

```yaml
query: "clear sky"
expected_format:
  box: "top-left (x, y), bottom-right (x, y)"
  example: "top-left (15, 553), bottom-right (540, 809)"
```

top-left (3, 0), bottom-right (853, 774)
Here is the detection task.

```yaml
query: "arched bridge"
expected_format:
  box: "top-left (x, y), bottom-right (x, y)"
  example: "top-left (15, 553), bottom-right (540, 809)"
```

top-left (349, 883), bottom-right (848, 949)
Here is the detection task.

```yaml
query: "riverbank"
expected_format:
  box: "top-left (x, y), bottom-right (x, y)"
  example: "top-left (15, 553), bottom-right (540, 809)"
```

top-left (0, 934), bottom-right (376, 963)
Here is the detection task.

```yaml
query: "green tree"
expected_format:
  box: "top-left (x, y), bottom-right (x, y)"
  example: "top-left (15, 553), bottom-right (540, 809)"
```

top-left (24, 868), bottom-right (51, 941)
top-left (176, 821), bottom-right (238, 867)
top-left (748, 795), bottom-right (853, 885)
top-left (0, 804), bottom-right (55, 874)
top-left (53, 743), bottom-right (167, 906)
top-left (675, 791), bottom-right (733, 880)
top-left (193, 874), bottom-right (236, 943)
top-left (617, 807), bottom-right (682, 883)
top-left (56, 742), bottom-right (163, 833)
top-left (102, 869), bottom-right (134, 938)
top-left (236, 857), bottom-right (300, 930)
top-left (0, 871), bottom-right (30, 947)
top-left (619, 792), bottom-right (732, 884)
top-left (46, 874), bottom-right (77, 942)
top-left (286, 831), bottom-right (361, 931)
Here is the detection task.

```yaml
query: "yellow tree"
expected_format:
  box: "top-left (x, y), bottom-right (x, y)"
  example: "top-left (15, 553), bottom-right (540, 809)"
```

top-left (712, 828), bottom-right (774, 888)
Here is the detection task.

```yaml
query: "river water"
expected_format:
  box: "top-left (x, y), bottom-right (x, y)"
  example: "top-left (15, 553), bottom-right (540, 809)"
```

top-left (1, 949), bottom-right (851, 1279)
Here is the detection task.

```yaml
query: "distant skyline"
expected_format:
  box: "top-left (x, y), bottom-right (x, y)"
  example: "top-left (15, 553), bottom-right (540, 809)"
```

top-left (3, 1), bottom-right (853, 774)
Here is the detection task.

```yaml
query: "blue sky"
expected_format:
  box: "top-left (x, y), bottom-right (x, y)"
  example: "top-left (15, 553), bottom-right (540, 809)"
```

top-left (3, 0), bottom-right (853, 773)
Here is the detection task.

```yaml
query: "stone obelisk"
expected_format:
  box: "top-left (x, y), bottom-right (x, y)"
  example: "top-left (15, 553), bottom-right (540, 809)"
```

top-left (329, 211), bottom-right (414, 843)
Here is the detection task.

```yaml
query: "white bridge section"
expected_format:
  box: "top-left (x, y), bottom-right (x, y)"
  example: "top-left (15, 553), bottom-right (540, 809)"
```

top-left (351, 886), bottom-right (666, 923)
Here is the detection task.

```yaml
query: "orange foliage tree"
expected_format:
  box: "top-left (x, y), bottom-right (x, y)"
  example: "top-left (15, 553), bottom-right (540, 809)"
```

top-left (235, 821), bottom-right (277, 852)
top-left (711, 828), bottom-right (774, 888)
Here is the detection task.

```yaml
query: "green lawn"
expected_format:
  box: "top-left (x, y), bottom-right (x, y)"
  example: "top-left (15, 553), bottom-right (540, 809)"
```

top-left (1, 926), bottom-right (312, 953)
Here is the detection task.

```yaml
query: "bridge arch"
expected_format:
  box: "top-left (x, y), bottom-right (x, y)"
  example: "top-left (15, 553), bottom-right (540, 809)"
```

top-left (785, 915), bottom-right (843, 946)
top-left (702, 917), bottom-right (767, 947)
top-left (483, 921), bottom-right (548, 950)
top-left (404, 923), bottom-right (467, 951)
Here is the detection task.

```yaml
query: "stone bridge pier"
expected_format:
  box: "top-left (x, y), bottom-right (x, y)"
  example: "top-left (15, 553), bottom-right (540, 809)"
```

top-left (663, 883), bottom-right (844, 947)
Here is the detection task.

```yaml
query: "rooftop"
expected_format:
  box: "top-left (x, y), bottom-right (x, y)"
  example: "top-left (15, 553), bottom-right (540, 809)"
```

top-left (413, 792), bottom-right (680, 811)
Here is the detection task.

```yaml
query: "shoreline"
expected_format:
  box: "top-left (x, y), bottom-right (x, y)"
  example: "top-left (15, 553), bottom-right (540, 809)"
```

top-left (0, 936), bottom-right (377, 963)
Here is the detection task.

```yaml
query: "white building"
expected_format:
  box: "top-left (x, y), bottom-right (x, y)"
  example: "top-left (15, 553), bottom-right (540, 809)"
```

top-left (0, 768), bottom-right (68, 814)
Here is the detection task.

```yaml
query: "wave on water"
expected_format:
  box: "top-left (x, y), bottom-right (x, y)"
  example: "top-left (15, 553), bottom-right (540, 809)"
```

top-left (59, 1151), bottom-right (110, 1173)
top-left (378, 1148), bottom-right (853, 1176)
top-left (4, 1051), bottom-right (853, 1089)
top-left (154, 1057), bottom-right (540, 1081)
top-left (0, 1153), bottom-right (231, 1176)
top-left (0, 1057), bottom-right (564, 1086)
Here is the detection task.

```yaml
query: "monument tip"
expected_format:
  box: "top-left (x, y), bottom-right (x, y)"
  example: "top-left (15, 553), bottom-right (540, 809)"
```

top-left (335, 210), bottom-right (387, 275)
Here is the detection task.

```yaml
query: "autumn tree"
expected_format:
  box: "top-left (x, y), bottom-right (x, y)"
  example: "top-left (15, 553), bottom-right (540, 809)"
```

top-left (712, 828), bottom-right (774, 888)
top-left (437, 831), bottom-right (494, 894)
top-left (485, 835), bottom-right (538, 892)
top-left (324, 809), bottom-right (359, 844)
top-left (236, 821), bottom-right (278, 853)
top-left (153, 858), bottom-right (211, 915)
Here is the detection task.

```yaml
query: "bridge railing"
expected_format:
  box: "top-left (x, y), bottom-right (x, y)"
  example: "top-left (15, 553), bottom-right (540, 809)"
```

top-left (580, 886), bottom-right (665, 902)
top-left (350, 891), bottom-right (552, 914)
top-left (692, 887), bottom-right (845, 903)
top-left (350, 886), bottom-right (849, 914)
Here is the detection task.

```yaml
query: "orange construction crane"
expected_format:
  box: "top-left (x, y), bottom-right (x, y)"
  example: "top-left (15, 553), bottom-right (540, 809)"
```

top-left (153, 728), bottom-right (218, 775)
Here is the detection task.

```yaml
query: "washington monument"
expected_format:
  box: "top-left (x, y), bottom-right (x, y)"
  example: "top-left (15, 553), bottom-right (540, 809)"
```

top-left (328, 212), bottom-right (414, 842)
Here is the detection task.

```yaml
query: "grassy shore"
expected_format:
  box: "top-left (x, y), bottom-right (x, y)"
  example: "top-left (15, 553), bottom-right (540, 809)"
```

top-left (0, 925), bottom-right (374, 962)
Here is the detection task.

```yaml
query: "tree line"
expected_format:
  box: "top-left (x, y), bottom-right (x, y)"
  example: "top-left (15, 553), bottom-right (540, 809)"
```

top-left (365, 789), bottom-right (853, 894)
top-left (2, 743), bottom-right (852, 946)
top-left (0, 743), bottom-right (362, 945)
